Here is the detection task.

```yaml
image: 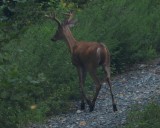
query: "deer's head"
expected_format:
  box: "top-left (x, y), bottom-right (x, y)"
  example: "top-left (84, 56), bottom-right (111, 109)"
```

top-left (45, 12), bottom-right (76, 42)
top-left (51, 24), bottom-right (63, 41)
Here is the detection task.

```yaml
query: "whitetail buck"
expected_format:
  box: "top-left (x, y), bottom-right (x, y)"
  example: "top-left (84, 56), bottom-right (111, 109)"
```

top-left (46, 12), bottom-right (117, 112)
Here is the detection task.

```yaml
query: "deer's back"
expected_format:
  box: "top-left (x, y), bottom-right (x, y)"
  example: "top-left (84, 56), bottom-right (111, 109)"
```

top-left (72, 42), bottom-right (110, 68)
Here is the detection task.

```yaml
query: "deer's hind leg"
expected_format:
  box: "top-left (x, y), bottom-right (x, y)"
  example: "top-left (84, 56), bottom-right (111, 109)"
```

top-left (103, 65), bottom-right (117, 112)
top-left (88, 67), bottom-right (102, 112)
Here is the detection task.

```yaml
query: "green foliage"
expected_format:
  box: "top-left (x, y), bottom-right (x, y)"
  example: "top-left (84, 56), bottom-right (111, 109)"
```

top-left (75, 0), bottom-right (160, 72)
top-left (124, 103), bottom-right (160, 128)
top-left (0, 21), bottom-right (81, 127)
top-left (0, 0), bottom-right (160, 127)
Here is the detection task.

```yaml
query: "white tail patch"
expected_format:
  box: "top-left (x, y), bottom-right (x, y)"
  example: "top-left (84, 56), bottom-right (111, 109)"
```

top-left (97, 47), bottom-right (101, 64)
top-left (100, 43), bottom-right (106, 48)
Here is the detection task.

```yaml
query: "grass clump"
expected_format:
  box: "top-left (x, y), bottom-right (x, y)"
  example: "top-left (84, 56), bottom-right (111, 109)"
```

top-left (124, 103), bottom-right (160, 128)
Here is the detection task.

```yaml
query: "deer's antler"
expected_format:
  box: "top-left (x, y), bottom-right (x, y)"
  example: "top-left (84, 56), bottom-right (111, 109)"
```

top-left (45, 12), bottom-right (61, 26)
top-left (63, 11), bottom-right (74, 23)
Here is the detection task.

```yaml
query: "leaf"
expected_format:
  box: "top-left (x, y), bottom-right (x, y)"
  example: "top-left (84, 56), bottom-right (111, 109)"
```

top-left (30, 104), bottom-right (37, 110)
top-left (79, 121), bottom-right (86, 126)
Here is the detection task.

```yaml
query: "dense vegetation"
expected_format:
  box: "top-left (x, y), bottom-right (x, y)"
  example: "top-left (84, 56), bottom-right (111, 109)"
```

top-left (124, 102), bottom-right (160, 128)
top-left (0, 0), bottom-right (160, 127)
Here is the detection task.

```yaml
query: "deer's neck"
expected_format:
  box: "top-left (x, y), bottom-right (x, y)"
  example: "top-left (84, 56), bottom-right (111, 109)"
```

top-left (63, 26), bottom-right (77, 54)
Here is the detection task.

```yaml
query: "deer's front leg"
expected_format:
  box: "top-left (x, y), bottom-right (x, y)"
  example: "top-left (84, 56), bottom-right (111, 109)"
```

top-left (77, 67), bottom-right (91, 110)
top-left (89, 70), bottom-right (102, 112)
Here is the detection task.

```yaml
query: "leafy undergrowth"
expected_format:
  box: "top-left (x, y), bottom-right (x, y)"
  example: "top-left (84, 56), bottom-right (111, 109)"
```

top-left (0, 0), bottom-right (160, 127)
top-left (124, 102), bottom-right (160, 128)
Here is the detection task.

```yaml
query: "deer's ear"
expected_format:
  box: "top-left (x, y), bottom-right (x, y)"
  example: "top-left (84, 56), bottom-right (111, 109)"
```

top-left (67, 19), bottom-right (78, 27)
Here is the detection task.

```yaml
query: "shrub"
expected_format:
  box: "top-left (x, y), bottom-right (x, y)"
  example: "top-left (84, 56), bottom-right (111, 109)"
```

top-left (124, 103), bottom-right (160, 128)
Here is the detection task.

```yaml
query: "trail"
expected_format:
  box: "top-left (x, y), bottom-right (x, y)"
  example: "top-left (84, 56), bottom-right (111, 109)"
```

top-left (29, 59), bottom-right (160, 128)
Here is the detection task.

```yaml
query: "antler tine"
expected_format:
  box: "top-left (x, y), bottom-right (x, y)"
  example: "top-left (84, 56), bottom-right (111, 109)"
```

top-left (63, 11), bottom-right (74, 22)
top-left (45, 12), bottom-right (61, 26)
top-left (52, 13), bottom-right (61, 26)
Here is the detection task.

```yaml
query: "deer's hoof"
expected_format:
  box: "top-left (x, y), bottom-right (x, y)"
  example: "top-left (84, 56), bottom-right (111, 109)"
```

top-left (89, 104), bottom-right (95, 112)
top-left (81, 103), bottom-right (85, 110)
top-left (113, 104), bottom-right (118, 112)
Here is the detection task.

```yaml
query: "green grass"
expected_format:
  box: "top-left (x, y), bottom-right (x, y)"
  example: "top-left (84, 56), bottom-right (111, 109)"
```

top-left (124, 103), bottom-right (160, 128)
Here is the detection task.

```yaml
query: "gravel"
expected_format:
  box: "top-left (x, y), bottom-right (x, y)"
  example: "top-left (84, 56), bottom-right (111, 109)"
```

top-left (28, 62), bottom-right (160, 128)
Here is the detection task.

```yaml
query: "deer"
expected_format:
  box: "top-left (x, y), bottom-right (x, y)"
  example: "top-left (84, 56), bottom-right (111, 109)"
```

top-left (45, 12), bottom-right (117, 112)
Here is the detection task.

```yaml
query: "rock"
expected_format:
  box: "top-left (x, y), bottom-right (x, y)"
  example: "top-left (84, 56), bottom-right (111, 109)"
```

top-left (121, 78), bottom-right (126, 83)
top-left (79, 121), bottom-right (86, 126)
top-left (76, 110), bottom-right (82, 114)
top-left (139, 64), bottom-right (147, 69)
top-left (90, 122), bottom-right (97, 126)
top-left (61, 118), bottom-right (66, 123)
top-left (155, 68), bottom-right (160, 75)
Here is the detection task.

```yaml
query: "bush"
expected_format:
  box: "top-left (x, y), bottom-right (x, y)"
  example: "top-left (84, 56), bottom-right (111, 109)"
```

top-left (0, 21), bottom-right (81, 127)
top-left (75, 0), bottom-right (160, 72)
top-left (124, 103), bottom-right (160, 128)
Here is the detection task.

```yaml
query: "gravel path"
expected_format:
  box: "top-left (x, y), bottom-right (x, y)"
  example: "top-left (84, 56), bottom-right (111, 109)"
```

top-left (29, 60), bottom-right (160, 128)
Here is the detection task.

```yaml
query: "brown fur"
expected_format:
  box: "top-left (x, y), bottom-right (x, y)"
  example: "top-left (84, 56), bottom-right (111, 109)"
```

top-left (49, 13), bottom-right (117, 112)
